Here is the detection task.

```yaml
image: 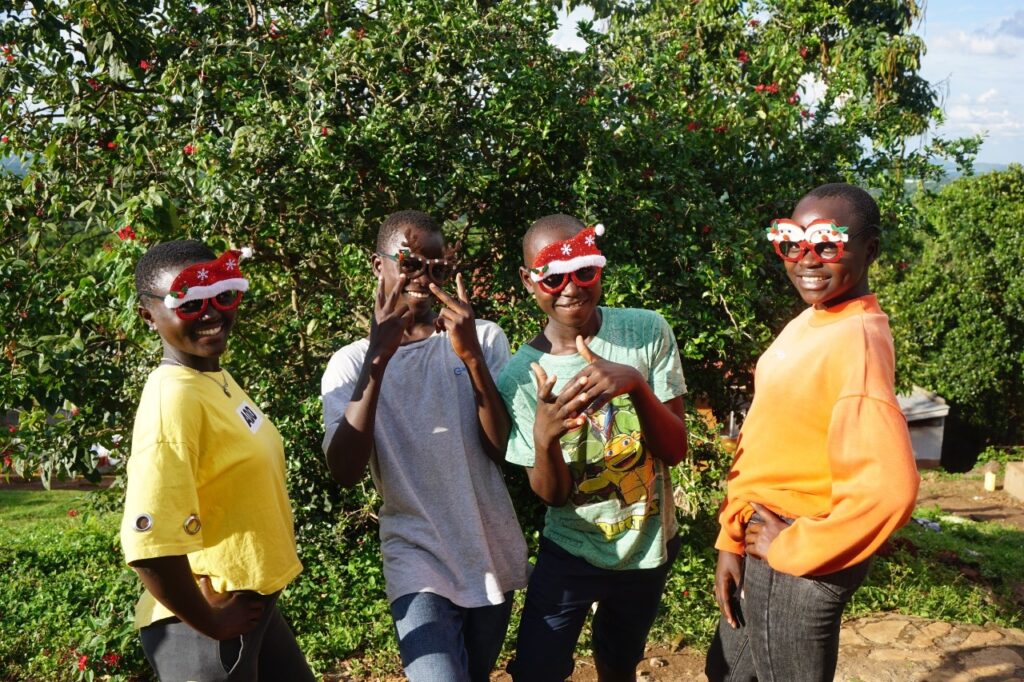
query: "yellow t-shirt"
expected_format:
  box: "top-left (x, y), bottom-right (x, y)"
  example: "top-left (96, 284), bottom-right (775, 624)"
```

top-left (120, 365), bottom-right (302, 628)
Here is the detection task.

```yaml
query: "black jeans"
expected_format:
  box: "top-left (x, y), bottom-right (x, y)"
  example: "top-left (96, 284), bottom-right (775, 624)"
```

top-left (705, 554), bottom-right (871, 682)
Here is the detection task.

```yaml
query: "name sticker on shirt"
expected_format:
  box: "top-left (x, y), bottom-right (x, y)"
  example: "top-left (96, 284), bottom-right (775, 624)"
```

top-left (236, 402), bottom-right (264, 433)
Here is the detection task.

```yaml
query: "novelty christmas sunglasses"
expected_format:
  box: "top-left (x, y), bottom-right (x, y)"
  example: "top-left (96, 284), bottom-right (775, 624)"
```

top-left (378, 248), bottom-right (453, 283)
top-left (534, 266), bottom-right (603, 295)
top-left (765, 218), bottom-right (871, 263)
top-left (142, 289), bottom-right (244, 320)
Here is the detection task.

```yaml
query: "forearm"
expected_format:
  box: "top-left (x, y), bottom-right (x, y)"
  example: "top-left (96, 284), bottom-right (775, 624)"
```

top-left (325, 356), bottom-right (387, 487)
top-left (131, 555), bottom-right (216, 636)
top-left (631, 388), bottom-right (687, 465)
top-left (527, 437), bottom-right (572, 506)
top-left (463, 354), bottom-right (510, 465)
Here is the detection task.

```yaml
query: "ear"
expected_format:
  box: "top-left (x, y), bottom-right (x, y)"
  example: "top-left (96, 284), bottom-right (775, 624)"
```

top-left (864, 232), bottom-right (882, 266)
top-left (138, 303), bottom-right (157, 331)
top-left (519, 266), bottom-right (536, 293)
top-left (371, 253), bottom-right (383, 279)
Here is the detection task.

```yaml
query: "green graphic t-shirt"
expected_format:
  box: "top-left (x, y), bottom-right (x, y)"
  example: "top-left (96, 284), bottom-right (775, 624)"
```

top-left (498, 307), bottom-right (687, 570)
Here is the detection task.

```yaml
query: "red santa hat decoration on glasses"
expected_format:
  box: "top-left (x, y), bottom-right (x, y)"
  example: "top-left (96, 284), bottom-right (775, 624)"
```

top-left (529, 224), bottom-right (607, 281)
top-left (163, 249), bottom-right (250, 309)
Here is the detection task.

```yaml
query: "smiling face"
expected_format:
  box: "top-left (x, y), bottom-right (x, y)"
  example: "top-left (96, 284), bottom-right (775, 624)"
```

top-left (372, 224), bottom-right (446, 321)
top-left (520, 222), bottom-right (603, 335)
top-left (785, 194), bottom-right (880, 309)
top-left (138, 263), bottom-right (237, 370)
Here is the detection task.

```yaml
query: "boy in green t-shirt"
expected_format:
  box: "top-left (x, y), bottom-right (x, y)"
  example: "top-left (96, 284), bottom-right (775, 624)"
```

top-left (497, 214), bottom-right (688, 681)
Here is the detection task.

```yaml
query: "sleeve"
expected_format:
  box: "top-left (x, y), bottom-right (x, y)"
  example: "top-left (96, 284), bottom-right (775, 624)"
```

top-left (320, 343), bottom-right (367, 455)
top-left (766, 394), bottom-right (919, 575)
top-left (121, 383), bottom-right (205, 563)
top-left (478, 321), bottom-right (511, 378)
top-left (498, 358), bottom-right (539, 468)
top-left (647, 312), bottom-right (687, 402)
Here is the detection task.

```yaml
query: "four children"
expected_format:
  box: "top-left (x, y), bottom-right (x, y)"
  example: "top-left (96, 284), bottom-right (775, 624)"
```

top-left (124, 187), bottom-right (918, 680)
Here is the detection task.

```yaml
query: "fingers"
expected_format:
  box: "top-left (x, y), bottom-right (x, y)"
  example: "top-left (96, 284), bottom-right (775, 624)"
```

top-left (384, 274), bottom-right (407, 310)
top-left (576, 335), bottom-right (602, 364)
top-left (428, 282), bottom-right (455, 307)
top-left (455, 272), bottom-right (469, 303)
top-left (530, 363), bottom-right (556, 400)
top-left (750, 502), bottom-right (783, 527)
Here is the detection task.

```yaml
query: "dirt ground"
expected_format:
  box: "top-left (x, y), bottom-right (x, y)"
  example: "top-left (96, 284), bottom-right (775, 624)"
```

top-left (915, 466), bottom-right (1024, 529)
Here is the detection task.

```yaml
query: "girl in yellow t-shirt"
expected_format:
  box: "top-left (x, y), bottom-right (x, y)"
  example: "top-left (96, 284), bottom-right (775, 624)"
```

top-left (121, 239), bottom-right (313, 680)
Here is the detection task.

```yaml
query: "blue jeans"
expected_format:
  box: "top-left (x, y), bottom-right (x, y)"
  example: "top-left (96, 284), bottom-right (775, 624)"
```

top-left (390, 591), bottom-right (514, 682)
top-left (705, 554), bottom-right (871, 682)
top-left (508, 534), bottom-right (681, 682)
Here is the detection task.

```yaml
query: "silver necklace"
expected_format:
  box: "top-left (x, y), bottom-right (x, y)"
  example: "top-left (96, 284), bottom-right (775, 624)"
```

top-left (160, 357), bottom-right (231, 397)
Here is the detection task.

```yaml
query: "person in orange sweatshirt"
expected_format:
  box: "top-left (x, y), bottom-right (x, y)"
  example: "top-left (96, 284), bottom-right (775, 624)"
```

top-left (705, 183), bottom-right (919, 681)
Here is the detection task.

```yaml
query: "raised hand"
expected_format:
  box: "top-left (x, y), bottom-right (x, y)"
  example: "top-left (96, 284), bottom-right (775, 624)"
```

top-left (429, 273), bottom-right (482, 363)
top-left (713, 550), bottom-right (744, 629)
top-left (531, 362), bottom-right (585, 447)
top-left (555, 335), bottom-right (644, 415)
top-left (368, 274), bottom-right (413, 361)
top-left (744, 502), bottom-right (788, 560)
top-left (197, 575), bottom-right (266, 640)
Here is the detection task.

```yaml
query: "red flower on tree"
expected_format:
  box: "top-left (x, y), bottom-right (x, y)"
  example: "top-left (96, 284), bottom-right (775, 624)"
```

top-left (354, 27), bottom-right (366, 40)
top-left (1, 135), bottom-right (7, 143)
top-left (766, 82), bottom-right (779, 94)
top-left (687, 121), bottom-right (700, 131)
top-left (78, 654), bottom-right (88, 671)
top-left (714, 124), bottom-right (728, 134)
top-left (800, 46), bottom-right (809, 59)
top-left (737, 49), bottom-right (749, 63)
top-left (183, 143), bottom-right (195, 155)
top-left (801, 109), bottom-right (812, 118)
top-left (754, 84), bottom-right (766, 93)
top-left (321, 127), bottom-right (329, 136)
top-left (117, 225), bottom-right (137, 241)
top-left (102, 652), bottom-right (120, 667)
top-left (788, 93), bottom-right (799, 104)
top-left (68, 509), bottom-right (78, 518)
top-left (748, 19), bottom-right (760, 27)
top-left (139, 59), bottom-right (151, 70)
top-left (106, 141), bottom-right (117, 150)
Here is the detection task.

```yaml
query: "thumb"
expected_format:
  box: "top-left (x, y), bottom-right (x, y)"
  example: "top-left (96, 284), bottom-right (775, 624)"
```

top-left (750, 502), bottom-right (781, 524)
top-left (576, 335), bottom-right (601, 364)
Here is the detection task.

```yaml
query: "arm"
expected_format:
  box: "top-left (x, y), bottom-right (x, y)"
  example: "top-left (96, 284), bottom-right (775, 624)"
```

top-left (559, 336), bottom-right (688, 465)
top-left (130, 556), bottom-right (265, 640)
top-left (765, 396), bottom-right (919, 575)
top-left (430, 274), bottom-right (509, 464)
top-left (524, 362), bottom-right (583, 506)
top-left (713, 549), bottom-right (744, 629)
top-left (324, 275), bottom-right (412, 487)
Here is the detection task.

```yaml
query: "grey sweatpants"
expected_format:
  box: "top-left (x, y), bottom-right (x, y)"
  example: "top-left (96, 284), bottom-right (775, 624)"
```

top-left (139, 592), bottom-right (314, 682)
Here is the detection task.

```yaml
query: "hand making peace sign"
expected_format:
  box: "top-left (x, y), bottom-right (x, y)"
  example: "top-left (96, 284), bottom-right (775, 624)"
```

top-left (368, 274), bottom-right (414, 361)
top-left (429, 273), bottom-right (483, 363)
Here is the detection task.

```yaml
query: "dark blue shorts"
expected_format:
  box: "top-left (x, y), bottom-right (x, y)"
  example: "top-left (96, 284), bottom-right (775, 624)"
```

top-left (507, 533), bottom-right (681, 682)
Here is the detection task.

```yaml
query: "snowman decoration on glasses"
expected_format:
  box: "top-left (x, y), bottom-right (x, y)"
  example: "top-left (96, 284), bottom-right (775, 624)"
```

top-left (529, 224), bottom-right (607, 294)
top-left (766, 218), bottom-right (851, 263)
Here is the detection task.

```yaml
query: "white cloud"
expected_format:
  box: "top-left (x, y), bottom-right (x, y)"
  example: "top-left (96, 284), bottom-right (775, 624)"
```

top-left (977, 88), bottom-right (999, 104)
top-left (995, 10), bottom-right (1024, 38)
top-left (947, 104), bottom-right (1024, 135)
top-left (932, 30), bottom-right (1023, 57)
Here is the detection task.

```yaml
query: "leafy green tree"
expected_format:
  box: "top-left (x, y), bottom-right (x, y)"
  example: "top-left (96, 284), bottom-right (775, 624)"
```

top-left (879, 165), bottom-right (1024, 452)
top-left (1, 0), bottom-right (974, 675)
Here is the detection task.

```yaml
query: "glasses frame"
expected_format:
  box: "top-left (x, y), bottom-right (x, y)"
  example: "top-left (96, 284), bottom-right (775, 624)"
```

top-left (140, 290), bottom-right (244, 320)
top-left (536, 266), bottom-right (603, 295)
top-left (768, 218), bottom-right (872, 264)
top-left (378, 249), bottom-right (453, 284)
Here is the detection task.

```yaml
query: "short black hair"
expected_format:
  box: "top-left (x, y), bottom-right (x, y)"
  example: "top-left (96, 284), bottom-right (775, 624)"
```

top-left (803, 183), bottom-right (881, 233)
top-left (375, 210), bottom-right (442, 253)
top-left (134, 239), bottom-right (216, 297)
top-left (522, 214), bottom-right (586, 263)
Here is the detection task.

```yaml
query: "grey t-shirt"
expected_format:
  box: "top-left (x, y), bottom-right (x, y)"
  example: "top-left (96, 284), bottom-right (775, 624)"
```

top-left (321, 320), bottom-right (529, 607)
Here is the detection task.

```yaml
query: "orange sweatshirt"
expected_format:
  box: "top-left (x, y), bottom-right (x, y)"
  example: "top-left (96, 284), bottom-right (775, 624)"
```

top-left (715, 295), bottom-right (919, 576)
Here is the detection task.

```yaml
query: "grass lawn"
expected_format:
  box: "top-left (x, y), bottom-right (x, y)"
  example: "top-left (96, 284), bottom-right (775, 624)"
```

top-left (2, 485), bottom-right (1022, 681)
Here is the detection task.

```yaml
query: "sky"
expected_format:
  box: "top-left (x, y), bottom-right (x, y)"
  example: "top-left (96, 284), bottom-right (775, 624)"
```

top-left (554, 2), bottom-right (1024, 166)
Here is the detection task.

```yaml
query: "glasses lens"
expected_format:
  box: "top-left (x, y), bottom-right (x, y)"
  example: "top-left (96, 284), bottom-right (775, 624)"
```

top-left (428, 261), bottom-right (451, 282)
top-left (179, 299), bottom-right (205, 316)
top-left (779, 241), bottom-right (802, 261)
top-left (398, 255), bottom-right (425, 277)
top-left (542, 273), bottom-right (566, 290)
top-left (212, 290), bottom-right (242, 310)
top-left (814, 242), bottom-right (841, 262)
top-left (573, 267), bottom-right (601, 286)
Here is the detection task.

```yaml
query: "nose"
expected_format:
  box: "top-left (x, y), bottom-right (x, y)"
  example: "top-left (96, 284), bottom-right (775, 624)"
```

top-left (561, 279), bottom-right (582, 296)
top-left (798, 247), bottom-right (820, 267)
top-left (199, 302), bottom-right (223, 321)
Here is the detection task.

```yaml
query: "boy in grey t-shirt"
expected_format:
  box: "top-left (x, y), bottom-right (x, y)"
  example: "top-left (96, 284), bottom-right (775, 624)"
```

top-left (320, 211), bottom-right (528, 682)
top-left (497, 214), bottom-right (688, 682)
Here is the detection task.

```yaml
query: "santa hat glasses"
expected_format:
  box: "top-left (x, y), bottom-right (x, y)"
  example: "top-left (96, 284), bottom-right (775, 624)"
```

top-left (146, 250), bottom-right (250, 320)
top-left (529, 224), bottom-right (607, 294)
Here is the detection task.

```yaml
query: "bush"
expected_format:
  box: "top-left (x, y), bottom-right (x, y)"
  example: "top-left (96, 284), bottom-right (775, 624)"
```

top-left (878, 165), bottom-right (1024, 448)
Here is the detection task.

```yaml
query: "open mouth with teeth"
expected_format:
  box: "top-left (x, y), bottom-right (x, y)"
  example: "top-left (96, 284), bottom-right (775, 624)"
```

top-left (195, 325), bottom-right (224, 337)
top-left (403, 289), bottom-right (432, 300)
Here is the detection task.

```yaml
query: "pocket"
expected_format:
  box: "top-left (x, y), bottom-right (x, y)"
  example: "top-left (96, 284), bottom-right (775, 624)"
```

top-left (809, 558), bottom-right (871, 601)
